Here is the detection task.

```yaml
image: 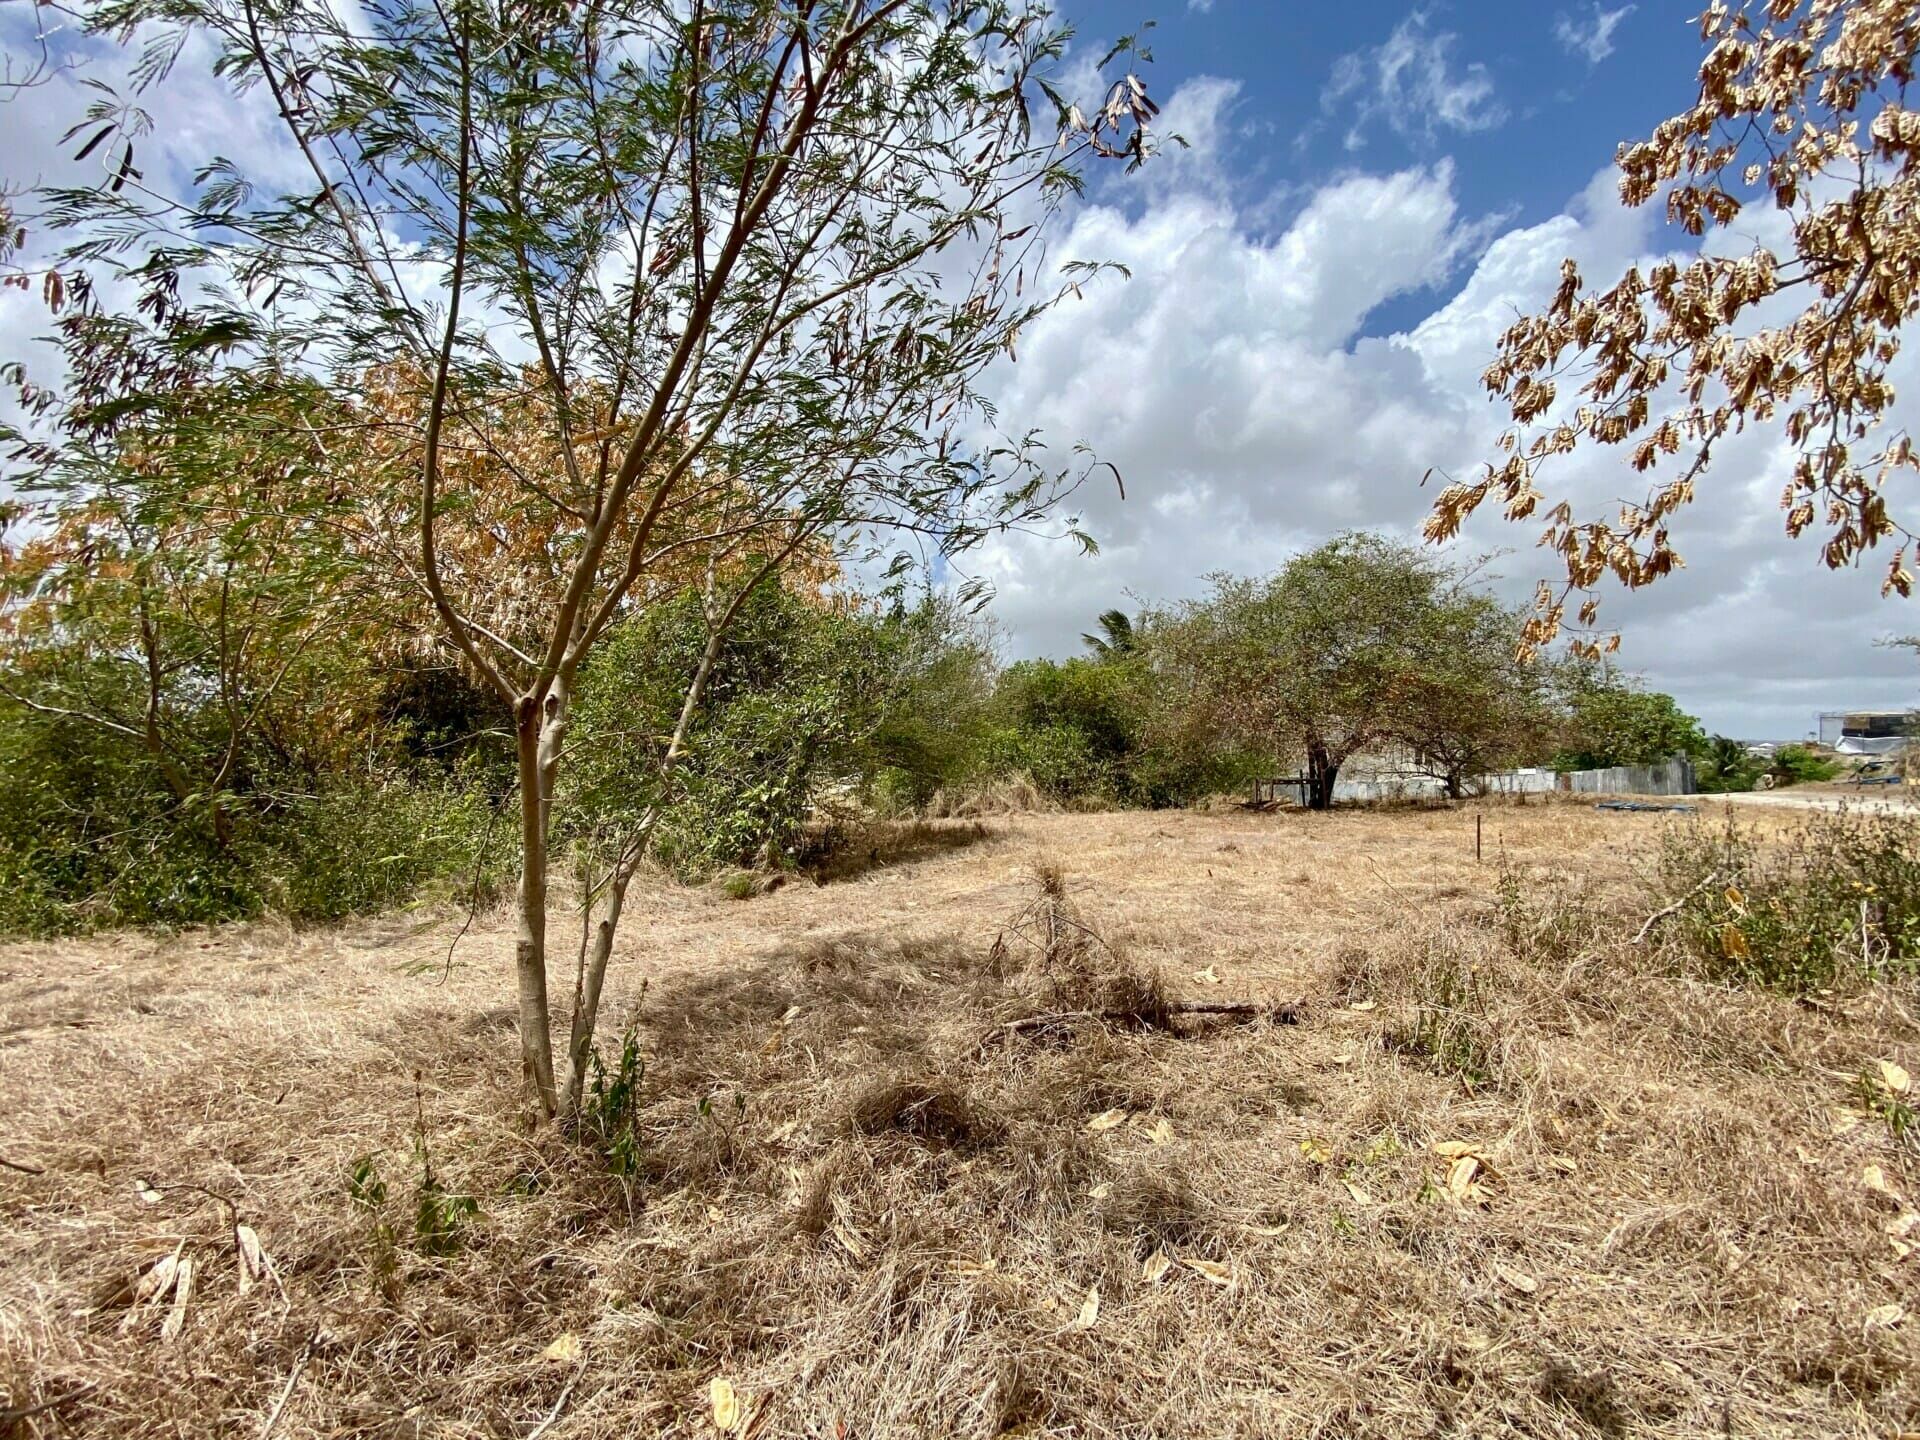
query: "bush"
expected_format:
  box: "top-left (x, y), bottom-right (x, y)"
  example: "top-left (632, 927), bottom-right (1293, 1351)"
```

top-left (1657, 814), bottom-right (1920, 991)
top-left (1696, 736), bottom-right (1765, 794)
top-left (0, 699), bottom-right (508, 935)
top-left (1769, 744), bottom-right (1841, 786)
top-left (271, 780), bottom-right (511, 923)
top-left (987, 654), bottom-right (1261, 808)
top-left (0, 705), bottom-right (254, 934)
top-left (566, 585), bottom-right (911, 880)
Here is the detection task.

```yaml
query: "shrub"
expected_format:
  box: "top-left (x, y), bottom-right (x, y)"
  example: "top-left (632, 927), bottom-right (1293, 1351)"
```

top-left (0, 697), bottom-right (508, 935)
top-left (1657, 814), bottom-right (1920, 991)
top-left (1696, 735), bottom-right (1765, 794)
top-left (1769, 744), bottom-right (1841, 787)
top-left (987, 653), bottom-right (1262, 808)
top-left (271, 781), bottom-right (510, 923)
top-left (567, 586), bottom-right (909, 880)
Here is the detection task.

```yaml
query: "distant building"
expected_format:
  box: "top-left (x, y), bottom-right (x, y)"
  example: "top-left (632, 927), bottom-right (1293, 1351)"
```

top-left (1816, 710), bottom-right (1915, 756)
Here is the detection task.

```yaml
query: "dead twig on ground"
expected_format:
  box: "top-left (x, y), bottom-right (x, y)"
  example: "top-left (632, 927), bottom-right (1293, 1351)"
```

top-left (1630, 870), bottom-right (1719, 946)
top-left (524, 1371), bottom-right (582, 1440)
top-left (1, 1384), bottom-right (97, 1426)
top-left (257, 1337), bottom-right (313, 1440)
top-left (979, 998), bottom-right (1302, 1052)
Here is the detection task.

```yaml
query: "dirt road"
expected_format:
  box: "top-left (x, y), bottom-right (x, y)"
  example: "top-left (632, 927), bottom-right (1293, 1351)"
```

top-left (1718, 786), bottom-right (1920, 815)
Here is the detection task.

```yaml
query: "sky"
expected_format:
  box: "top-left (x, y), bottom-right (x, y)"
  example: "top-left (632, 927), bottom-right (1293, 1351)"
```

top-left (958, 0), bottom-right (1920, 741)
top-left (1, 0), bottom-right (1916, 739)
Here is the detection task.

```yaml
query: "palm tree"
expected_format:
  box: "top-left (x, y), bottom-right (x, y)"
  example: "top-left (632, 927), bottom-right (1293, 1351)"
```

top-left (1081, 609), bottom-right (1136, 660)
top-left (1700, 734), bottom-right (1758, 792)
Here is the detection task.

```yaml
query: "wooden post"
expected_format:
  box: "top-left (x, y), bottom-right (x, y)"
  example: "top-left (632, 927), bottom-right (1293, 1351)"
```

top-left (1475, 814), bottom-right (1482, 862)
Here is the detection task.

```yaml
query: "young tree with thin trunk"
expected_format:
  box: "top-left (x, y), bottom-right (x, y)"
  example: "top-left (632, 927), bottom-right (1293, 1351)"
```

top-left (29, 0), bottom-right (1160, 1118)
top-left (1426, 1), bottom-right (1920, 651)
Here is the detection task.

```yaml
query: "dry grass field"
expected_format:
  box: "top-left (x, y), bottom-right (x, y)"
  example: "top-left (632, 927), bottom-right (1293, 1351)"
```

top-left (3, 798), bottom-right (1917, 1438)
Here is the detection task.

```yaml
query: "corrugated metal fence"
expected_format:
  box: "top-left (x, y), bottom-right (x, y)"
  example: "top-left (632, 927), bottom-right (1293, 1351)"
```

top-left (1256, 755), bottom-right (1697, 806)
top-left (1556, 756), bottom-right (1695, 795)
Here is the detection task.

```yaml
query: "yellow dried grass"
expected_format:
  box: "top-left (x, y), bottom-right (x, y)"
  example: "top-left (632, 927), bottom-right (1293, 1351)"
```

top-left (0, 802), bottom-right (1914, 1437)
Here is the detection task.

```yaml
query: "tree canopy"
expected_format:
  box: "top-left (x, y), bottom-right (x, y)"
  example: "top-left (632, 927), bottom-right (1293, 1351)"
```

top-left (1157, 534), bottom-right (1546, 808)
top-left (1552, 661), bottom-right (1708, 771)
top-left (1426, 1), bottom-right (1920, 650)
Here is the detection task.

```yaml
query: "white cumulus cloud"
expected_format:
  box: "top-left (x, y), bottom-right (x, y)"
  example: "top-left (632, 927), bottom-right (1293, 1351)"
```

top-left (964, 86), bottom-right (1920, 739)
top-left (1554, 4), bottom-right (1636, 65)
top-left (1322, 10), bottom-right (1507, 151)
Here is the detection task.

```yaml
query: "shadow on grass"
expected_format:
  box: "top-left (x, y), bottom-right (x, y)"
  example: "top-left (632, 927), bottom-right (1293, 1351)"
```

top-left (799, 818), bottom-right (997, 885)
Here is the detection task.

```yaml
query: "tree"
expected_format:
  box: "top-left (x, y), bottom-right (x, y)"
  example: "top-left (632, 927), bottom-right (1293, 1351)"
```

top-left (0, 324), bottom-right (374, 849)
top-left (1081, 607), bottom-right (1137, 658)
top-left (1395, 592), bottom-right (1551, 799)
top-left (1425, 1), bottom-right (1920, 650)
top-left (1165, 534), bottom-right (1460, 810)
top-left (1553, 662), bottom-right (1707, 770)
top-left (27, 0), bottom-right (1163, 1119)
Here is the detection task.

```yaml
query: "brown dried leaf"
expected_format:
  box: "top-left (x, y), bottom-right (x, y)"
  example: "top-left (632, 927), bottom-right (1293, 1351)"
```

top-left (159, 1256), bottom-right (193, 1343)
top-left (1183, 1257), bottom-right (1232, 1287)
top-left (1072, 1286), bottom-right (1100, 1330)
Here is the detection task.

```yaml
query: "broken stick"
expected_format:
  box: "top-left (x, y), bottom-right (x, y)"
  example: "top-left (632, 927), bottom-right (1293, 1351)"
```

top-left (980, 999), bottom-right (1302, 1052)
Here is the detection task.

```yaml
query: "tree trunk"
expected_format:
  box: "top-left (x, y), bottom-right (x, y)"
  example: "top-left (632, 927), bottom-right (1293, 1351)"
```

top-left (553, 624), bottom-right (728, 1122)
top-left (1306, 741), bottom-right (1338, 811)
top-left (556, 844), bottom-right (642, 1122)
top-left (1445, 766), bottom-right (1465, 801)
top-left (514, 694), bottom-right (558, 1118)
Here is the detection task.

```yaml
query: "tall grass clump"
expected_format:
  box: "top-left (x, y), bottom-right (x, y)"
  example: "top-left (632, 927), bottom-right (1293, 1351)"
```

top-left (1658, 812), bottom-right (1920, 991)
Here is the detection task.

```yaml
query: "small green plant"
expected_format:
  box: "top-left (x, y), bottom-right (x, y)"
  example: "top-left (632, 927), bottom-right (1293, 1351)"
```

top-left (406, 1071), bottom-right (479, 1256)
top-left (1389, 946), bottom-right (1499, 1090)
top-left (582, 1023), bottom-right (647, 1180)
top-left (347, 1154), bottom-right (400, 1299)
top-left (348, 1153), bottom-right (388, 1210)
top-left (413, 1177), bottom-right (480, 1256)
top-left (1494, 863), bottom-right (1526, 949)
top-left (1854, 1065), bottom-right (1917, 1147)
top-left (1493, 860), bottom-right (1606, 968)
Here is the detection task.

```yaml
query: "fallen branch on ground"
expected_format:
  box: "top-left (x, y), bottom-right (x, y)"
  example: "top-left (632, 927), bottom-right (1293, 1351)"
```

top-left (258, 1338), bottom-right (313, 1440)
top-left (1630, 870), bottom-right (1720, 946)
top-left (979, 999), bottom-right (1303, 1052)
top-left (1, 1384), bottom-right (97, 1426)
top-left (525, 1373), bottom-right (583, 1440)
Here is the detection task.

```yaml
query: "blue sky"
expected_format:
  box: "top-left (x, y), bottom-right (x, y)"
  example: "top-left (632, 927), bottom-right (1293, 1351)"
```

top-left (1061, 1), bottom-right (1703, 331)
top-left (2, 0), bottom-right (1915, 739)
top-left (958, 0), bottom-right (1920, 739)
